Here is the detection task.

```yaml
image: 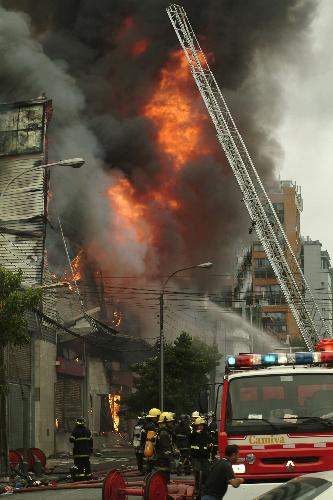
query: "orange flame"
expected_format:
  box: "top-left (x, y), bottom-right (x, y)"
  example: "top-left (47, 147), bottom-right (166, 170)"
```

top-left (144, 50), bottom-right (209, 170)
top-left (106, 51), bottom-right (209, 248)
top-left (108, 393), bottom-right (121, 432)
top-left (71, 251), bottom-right (82, 282)
top-left (107, 177), bottom-right (150, 242)
top-left (112, 310), bottom-right (122, 327)
top-left (61, 250), bottom-right (83, 284)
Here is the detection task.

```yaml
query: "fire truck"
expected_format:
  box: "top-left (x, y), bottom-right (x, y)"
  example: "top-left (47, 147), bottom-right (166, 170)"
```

top-left (217, 339), bottom-right (333, 479)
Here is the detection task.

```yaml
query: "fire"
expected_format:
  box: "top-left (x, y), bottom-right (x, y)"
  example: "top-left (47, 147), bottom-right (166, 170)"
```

top-left (108, 393), bottom-right (121, 432)
top-left (112, 310), bottom-right (122, 328)
top-left (107, 177), bottom-right (149, 242)
top-left (144, 50), bottom-right (209, 170)
top-left (61, 250), bottom-right (83, 284)
top-left (71, 251), bottom-right (82, 282)
top-left (132, 39), bottom-right (149, 57)
top-left (105, 50), bottom-right (210, 249)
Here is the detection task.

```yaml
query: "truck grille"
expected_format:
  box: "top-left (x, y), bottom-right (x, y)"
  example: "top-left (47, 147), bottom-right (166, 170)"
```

top-left (262, 456), bottom-right (319, 464)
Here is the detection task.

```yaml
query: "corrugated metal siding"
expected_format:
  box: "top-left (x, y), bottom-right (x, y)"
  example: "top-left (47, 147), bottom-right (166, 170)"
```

top-left (56, 375), bottom-right (82, 432)
top-left (7, 383), bottom-right (30, 450)
top-left (8, 344), bottom-right (31, 383)
top-left (0, 98), bottom-right (58, 342)
top-left (0, 99), bottom-right (50, 287)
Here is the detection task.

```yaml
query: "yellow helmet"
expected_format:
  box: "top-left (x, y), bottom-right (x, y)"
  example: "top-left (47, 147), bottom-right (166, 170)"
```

top-left (166, 412), bottom-right (175, 422)
top-left (147, 408), bottom-right (161, 418)
top-left (191, 411), bottom-right (200, 419)
top-left (158, 411), bottom-right (170, 423)
top-left (194, 416), bottom-right (206, 426)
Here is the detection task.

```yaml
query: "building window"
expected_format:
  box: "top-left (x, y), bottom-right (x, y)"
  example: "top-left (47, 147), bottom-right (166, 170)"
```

top-left (254, 258), bottom-right (275, 278)
top-left (255, 258), bottom-right (270, 268)
top-left (272, 203), bottom-right (284, 224)
top-left (253, 243), bottom-right (264, 252)
top-left (0, 104), bottom-right (45, 156)
top-left (254, 285), bottom-right (286, 305)
top-left (262, 312), bottom-right (287, 334)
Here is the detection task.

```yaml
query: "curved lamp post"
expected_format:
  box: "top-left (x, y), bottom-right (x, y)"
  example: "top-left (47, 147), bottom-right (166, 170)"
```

top-left (0, 157), bottom-right (84, 202)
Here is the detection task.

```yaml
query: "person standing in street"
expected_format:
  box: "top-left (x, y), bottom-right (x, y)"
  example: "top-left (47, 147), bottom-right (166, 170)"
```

top-left (69, 416), bottom-right (93, 481)
top-left (142, 407), bottom-right (161, 473)
top-left (190, 416), bottom-right (211, 496)
top-left (174, 414), bottom-right (192, 474)
top-left (132, 413), bottom-right (146, 472)
top-left (207, 413), bottom-right (218, 462)
top-left (154, 411), bottom-right (174, 482)
top-left (201, 444), bottom-right (244, 500)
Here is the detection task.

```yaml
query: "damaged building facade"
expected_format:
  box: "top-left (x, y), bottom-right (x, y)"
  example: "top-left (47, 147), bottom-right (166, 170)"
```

top-left (0, 96), bottom-right (55, 454)
top-left (0, 96), bottom-right (151, 457)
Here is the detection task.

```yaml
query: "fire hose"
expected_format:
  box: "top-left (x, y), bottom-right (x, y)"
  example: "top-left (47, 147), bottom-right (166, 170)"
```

top-left (9, 480), bottom-right (103, 494)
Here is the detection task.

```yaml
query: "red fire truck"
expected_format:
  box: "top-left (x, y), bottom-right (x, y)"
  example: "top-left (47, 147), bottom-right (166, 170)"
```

top-left (219, 340), bottom-right (333, 480)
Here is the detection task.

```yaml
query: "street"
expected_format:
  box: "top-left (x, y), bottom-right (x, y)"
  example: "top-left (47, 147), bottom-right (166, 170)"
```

top-left (8, 481), bottom-right (278, 499)
top-left (2, 445), bottom-right (279, 499)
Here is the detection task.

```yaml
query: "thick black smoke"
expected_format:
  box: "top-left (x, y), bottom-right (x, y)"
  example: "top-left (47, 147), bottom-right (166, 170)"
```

top-left (0, 0), bottom-right (318, 289)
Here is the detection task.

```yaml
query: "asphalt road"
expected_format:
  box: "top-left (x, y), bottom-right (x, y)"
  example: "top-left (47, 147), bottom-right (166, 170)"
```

top-left (6, 482), bottom-right (279, 499)
top-left (1, 447), bottom-right (280, 499)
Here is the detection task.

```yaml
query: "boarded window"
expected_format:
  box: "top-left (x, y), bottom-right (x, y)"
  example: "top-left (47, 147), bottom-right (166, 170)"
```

top-left (0, 104), bottom-right (45, 156)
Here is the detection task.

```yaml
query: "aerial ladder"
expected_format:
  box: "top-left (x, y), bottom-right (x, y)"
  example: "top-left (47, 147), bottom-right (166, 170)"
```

top-left (166, 4), bottom-right (331, 351)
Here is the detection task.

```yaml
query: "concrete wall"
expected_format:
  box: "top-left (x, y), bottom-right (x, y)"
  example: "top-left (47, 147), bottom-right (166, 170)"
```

top-left (303, 241), bottom-right (332, 336)
top-left (87, 357), bottom-right (109, 434)
top-left (34, 339), bottom-right (56, 457)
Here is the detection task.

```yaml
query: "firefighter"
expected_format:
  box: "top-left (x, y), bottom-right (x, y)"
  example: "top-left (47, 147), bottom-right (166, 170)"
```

top-left (191, 410), bottom-right (200, 425)
top-left (207, 412), bottom-right (218, 461)
top-left (174, 414), bottom-right (192, 474)
top-left (132, 413), bottom-right (146, 472)
top-left (142, 407), bottom-right (161, 472)
top-left (69, 416), bottom-right (93, 481)
top-left (190, 416), bottom-right (211, 496)
top-left (154, 411), bottom-right (174, 482)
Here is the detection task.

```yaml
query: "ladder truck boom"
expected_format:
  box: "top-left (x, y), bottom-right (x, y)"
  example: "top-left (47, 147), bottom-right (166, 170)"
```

top-left (166, 4), bottom-right (331, 350)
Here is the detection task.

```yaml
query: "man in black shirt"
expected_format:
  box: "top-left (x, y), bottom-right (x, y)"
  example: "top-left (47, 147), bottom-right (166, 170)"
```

top-left (201, 445), bottom-right (244, 500)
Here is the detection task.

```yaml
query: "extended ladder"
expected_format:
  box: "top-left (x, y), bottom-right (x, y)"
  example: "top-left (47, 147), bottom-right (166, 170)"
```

top-left (166, 4), bottom-right (331, 350)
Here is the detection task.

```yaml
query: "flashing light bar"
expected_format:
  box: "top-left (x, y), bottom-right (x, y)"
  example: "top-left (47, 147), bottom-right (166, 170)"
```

top-left (226, 351), bottom-right (333, 369)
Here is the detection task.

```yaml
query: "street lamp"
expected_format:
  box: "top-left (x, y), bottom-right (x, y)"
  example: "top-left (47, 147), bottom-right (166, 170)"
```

top-left (0, 157), bottom-right (84, 201)
top-left (159, 262), bottom-right (213, 410)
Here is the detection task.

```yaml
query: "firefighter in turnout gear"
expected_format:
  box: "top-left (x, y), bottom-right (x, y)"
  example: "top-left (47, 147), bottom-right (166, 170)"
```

top-left (69, 417), bottom-right (93, 481)
top-left (191, 410), bottom-right (200, 424)
top-left (132, 413), bottom-right (146, 472)
top-left (190, 416), bottom-right (211, 497)
top-left (154, 411), bottom-right (174, 482)
top-left (207, 413), bottom-right (218, 461)
top-left (142, 407), bottom-right (161, 472)
top-left (174, 414), bottom-right (192, 474)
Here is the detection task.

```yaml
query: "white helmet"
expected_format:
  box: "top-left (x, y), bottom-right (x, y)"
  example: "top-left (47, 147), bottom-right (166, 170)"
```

top-left (191, 411), bottom-right (200, 419)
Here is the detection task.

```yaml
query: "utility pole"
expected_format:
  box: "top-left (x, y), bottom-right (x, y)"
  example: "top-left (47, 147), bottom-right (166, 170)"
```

top-left (159, 294), bottom-right (164, 411)
top-left (209, 321), bottom-right (217, 412)
top-left (159, 263), bottom-right (213, 412)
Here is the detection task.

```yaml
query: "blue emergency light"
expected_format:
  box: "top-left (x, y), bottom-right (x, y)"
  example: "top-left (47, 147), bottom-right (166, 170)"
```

top-left (226, 351), bottom-right (333, 369)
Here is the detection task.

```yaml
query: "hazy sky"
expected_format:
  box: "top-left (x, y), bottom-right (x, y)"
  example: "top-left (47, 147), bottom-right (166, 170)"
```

top-left (277, 0), bottom-right (333, 258)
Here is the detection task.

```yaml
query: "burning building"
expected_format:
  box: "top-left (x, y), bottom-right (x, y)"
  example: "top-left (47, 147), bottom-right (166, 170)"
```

top-left (0, 2), bottom-right (322, 448)
top-left (0, 1), bottom-right (319, 317)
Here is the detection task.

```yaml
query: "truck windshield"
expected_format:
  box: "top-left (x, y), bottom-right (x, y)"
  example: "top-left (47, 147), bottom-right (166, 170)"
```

top-left (226, 373), bottom-right (333, 434)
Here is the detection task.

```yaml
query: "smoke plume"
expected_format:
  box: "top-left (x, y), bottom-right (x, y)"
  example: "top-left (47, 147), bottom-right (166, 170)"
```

top-left (0, 1), bottom-right (318, 314)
